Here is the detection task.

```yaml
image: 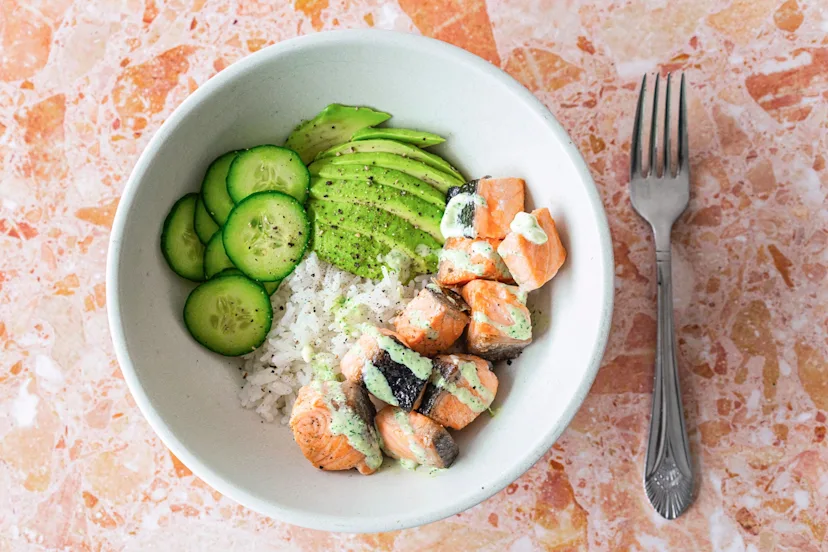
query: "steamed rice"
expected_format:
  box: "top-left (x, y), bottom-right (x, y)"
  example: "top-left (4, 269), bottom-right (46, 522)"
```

top-left (239, 253), bottom-right (426, 424)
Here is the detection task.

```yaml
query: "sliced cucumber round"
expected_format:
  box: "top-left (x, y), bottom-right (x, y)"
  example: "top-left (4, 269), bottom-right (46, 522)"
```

top-left (226, 145), bottom-right (310, 205)
top-left (216, 268), bottom-right (281, 296)
top-left (201, 151), bottom-right (239, 226)
top-left (223, 191), bottom-right (310, 282)
top-left (161, 194), bottom-right (205, 281)
top-left (184, 273), bottom-right (273, 356)
top-left (204, 232), bottom-right (235, 279)
top-left (194, 195), bottom-right (220, 244)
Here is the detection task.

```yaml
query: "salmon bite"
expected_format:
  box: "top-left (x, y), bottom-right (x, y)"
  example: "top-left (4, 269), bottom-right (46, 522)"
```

top-left (393, 284), bottom-right (470, 356)
top-left (341, 326), bottom-right (431, 411)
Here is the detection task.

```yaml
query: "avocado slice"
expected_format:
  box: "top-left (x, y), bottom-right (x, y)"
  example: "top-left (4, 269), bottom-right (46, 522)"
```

top-left (316, 139), bottom-right (464, 181)
top-left (285, 104), bottom-right (391, 164)
top-left (309, 178), bottom-right (444, 243)
top-left (309, 163), bottom-right (445, 208)
top-left (352, 127), bottom-right (446, 148)
top-left (308, 152), bottom-right (463, 194)
top-left (312, 219), bottom-right (391, 281)
top-left (308, 199), bottom-right (440, 274)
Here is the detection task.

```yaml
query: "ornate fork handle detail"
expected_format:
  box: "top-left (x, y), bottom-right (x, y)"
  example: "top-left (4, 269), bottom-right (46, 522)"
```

top-left (643, 249), bottom-right (694, 519)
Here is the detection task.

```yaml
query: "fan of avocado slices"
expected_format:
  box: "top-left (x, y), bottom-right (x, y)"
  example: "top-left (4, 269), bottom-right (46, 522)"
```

top-left (285, 104), bottom-right (465, 282)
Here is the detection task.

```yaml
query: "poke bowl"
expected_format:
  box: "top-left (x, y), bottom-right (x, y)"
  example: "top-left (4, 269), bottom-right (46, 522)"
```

top-left (107, 30), bottom-right (613, 532)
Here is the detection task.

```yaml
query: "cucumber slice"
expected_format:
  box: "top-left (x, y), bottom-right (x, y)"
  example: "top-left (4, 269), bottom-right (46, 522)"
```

top-left (201, 151), bottom-right (238, 226)
top-left (309, 162), bottom-right (445, 209)
top-left (194, 196), bottom-right (220, 244)
top-left (308, 152), bottom-right (463, 193)
top-left (161, 194), bottom-right (205, 281)
top-left (312, 220), bottom-right (392, 281)
top-left (223, 191), bottom-right (310, 282)
top-left (226, 145), bottom-right (310, 204)
top-left (308, 199), bottom-right (439, 274)
top-left (315, 139), bottom-right (463, 181)
top-left (309, 178), bottom-right (444, 243)
top-left (351, 127), bottom-right (445, 147)
top-left (183, 273), bottom-right (273, 356)
top-left (216, 268), bottom-right (281, 296)
top-left (204, 232), bottom-right (235, 279)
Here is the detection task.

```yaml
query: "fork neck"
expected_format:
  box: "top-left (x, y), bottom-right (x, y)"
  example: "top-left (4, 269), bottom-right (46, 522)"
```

top-left (653, 226), bottom-right (673, 259)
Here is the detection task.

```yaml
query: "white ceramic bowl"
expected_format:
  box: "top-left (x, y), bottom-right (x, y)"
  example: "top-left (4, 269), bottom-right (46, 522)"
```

top-left (107, 30), bottom-right (613, 532)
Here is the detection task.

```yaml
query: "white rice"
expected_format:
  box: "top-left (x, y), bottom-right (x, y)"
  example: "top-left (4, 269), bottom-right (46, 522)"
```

top-left (239, 252), bottom-right (426, 424)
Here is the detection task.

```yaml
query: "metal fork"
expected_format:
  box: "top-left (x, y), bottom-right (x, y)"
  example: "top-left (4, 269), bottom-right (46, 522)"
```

top-left (630, 74), bottom-right (694, 519)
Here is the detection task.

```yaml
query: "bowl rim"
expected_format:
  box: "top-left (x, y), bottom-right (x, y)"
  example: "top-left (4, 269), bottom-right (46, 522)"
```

top-left (106, 29), bottom-right (614, 533)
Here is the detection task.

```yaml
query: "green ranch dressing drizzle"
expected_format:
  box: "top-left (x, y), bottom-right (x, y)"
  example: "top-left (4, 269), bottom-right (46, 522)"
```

top-left (438, 240), bottom-right (512, 279)
top-left (430, 360), bottom-right (492, 413)
top-left (473, 306), bottom-right (532, 341)
top-left (470, 241), bottom-right (512, 278)
top-left (407, 310), bottom-right (439, 340)
top-left (393, 409), bottom-right (430, 466)
top-left (363, 326), bottom-right (432, 380)
top-left (311, 380), bottom-right (383, 470)
top-left (439, 248), bottom-right (486, 276)
top-left (311, 352), bottom-right (338, 382)
top-left (506, 285), bottom-right (528, 305)
top-left (440, 193), bottom-right (486, 239)
top-left (510, 212), bottom-right (548, 244)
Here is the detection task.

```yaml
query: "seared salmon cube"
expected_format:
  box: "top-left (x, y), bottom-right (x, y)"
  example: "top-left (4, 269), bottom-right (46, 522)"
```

top-left (436, 237), bottom-right (513, 286)
top-left (419, 354), bottom-right (498, 430)
top-left (289, 380), bottom-right (382, 475)
top-left (340, 326), bottom-right (431, 411)
top-left (375, 406), bottom-right (459, 469)
top-left (442, 177), bottom-right (525, 240)
top-left (394, 285), bottom-right (469, 356)
top-left (461, 279), bottom-right (532, 361)
top-left (498, 208), bottom-right (566, 291)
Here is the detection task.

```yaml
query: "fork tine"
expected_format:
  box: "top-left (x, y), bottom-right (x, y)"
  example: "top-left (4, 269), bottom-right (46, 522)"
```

top-left (631, 75), bottom-right (646, 179)
top-left (678, 74), bottom-right (688, 174)
top-left (648, 73), bottom-right (659, 177)
top-left (663, 73), bottom-right (672, 177)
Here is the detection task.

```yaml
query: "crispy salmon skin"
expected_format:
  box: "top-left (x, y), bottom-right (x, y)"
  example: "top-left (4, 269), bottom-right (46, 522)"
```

top-left (419, 354), bottom-right (498, 430)
top-left (394, 285), bottom-right (469, 356)
top-left (461, 279), bottom-right (532, 361)
top-left (289, 380), bottom-right (383, 475)
top-left (375, 406), bottom-right (459, 469)
top-left (498, 208), bottom-right (566, 291)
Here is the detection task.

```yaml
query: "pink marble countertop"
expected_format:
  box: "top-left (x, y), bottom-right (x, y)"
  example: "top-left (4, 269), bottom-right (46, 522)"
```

top-left (1, 0), bottom-right (826, 550)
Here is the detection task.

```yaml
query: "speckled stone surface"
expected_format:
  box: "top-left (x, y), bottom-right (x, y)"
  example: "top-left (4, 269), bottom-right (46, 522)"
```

top-left (0, 1), bottom-right (826, 550)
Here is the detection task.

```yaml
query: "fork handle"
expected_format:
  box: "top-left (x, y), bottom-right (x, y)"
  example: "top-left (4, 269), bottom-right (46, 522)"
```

top-left (643, 249), bottom-right (694, 519)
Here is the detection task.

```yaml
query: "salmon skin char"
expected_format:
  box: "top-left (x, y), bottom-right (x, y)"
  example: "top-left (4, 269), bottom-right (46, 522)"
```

top-left (444, 177), bottom-right (488, 237)
top-left (370, 347), bottom-right (428, 411)
top-left (445, 176), bottom-right (490, 203)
